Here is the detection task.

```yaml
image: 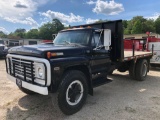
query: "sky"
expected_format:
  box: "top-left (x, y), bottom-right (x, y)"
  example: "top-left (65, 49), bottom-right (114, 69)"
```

top-left (0, 0), bottom-right (160, 34)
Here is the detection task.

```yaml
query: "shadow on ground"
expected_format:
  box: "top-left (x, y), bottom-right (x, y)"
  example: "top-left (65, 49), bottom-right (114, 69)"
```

top-left (6, 93), bottom-right (67, 120)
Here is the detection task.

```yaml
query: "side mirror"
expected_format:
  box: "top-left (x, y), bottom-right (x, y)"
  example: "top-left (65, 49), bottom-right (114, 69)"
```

top-left (104, 29), bottom-right (111, 50)
top-left (52, 34), bottom-right (57, 40)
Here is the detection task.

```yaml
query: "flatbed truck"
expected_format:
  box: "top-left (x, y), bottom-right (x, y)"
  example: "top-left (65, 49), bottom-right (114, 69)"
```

top-left (6, 20), bottom-right (153, 115)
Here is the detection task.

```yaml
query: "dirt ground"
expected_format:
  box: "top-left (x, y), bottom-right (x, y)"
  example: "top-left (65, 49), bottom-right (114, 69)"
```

top-left (0, 58), bottom-right (160, 120)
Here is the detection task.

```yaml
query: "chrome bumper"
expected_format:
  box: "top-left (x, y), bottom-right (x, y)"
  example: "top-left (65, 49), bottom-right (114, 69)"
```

top-left (7, 74), bottom-right (48, 95)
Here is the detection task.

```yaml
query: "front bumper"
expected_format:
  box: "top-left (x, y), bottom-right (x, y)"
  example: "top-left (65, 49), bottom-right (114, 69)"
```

top-left (7, 74), bottom-right (48, 95)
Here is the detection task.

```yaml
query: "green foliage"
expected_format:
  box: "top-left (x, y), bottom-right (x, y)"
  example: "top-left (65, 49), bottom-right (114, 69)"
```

top-left (155, 16), bottom-right (160, 34)
top-left (26, 29), bottom-right (39, 39)
top-left (123, 16), bottom-right (156, 35)
top-left (39, 19), bottom-right (64, 39)
top-left (131, 20), bottom-right (142, 34)
top-left (0, 31), bottom-right (7, 38)
top-left (143, 19), bottom-right (155, 32)
top-left (15, 28), bottom-right (26, 38)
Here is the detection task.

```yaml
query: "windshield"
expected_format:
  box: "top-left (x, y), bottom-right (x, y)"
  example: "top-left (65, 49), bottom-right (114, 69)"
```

top-left (0, 40), bottom-right (4, 44)
top-left (54, 30), bottom-right (91, 45)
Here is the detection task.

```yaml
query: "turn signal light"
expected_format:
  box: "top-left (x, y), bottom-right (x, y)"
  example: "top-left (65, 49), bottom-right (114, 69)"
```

top-left (47, 52), bottom-right (64, 59)
top-left (47, 52), bottom-right (51, 59)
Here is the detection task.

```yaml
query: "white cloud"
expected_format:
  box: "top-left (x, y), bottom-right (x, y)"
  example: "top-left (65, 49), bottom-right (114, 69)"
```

top-left (91, 0), bottom-right (124, 15)
top-left (14, 1), bottom-right (28, 8)
top-left (0, 0), bottom-right (48, 27)
top-left (86, 0), bottom-right (96, 5)
top-left (86, 18), bottom-right (99, 24)
top-left (40, 10), bottom-right (84, 23)
top-left (62, 23), bottom-right (69, 27)
top-left (146, 13), bottom-right (160, 20)
top-left (0, 27), bottom-right (9, 34)
top-left (4, 17), bottom-right (39, 27)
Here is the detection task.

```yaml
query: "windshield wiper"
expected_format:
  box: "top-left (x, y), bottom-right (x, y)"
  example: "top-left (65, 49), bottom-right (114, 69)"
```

top-left (63, 40), bottom-right (71, 45)
top-left (63, 40), bottom-right (82, 47)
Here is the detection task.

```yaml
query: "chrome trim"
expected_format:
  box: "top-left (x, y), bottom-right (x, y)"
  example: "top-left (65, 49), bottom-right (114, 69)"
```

top-left (6, 54), bottom-right (51, 86)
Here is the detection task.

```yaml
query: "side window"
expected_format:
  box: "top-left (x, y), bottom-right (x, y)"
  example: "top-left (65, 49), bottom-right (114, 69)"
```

top-left (92, 33), bottom-right (102, 47)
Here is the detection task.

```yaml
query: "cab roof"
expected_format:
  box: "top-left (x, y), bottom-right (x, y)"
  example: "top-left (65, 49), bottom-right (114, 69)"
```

top-left (60, 27), bottom-right (101, 32)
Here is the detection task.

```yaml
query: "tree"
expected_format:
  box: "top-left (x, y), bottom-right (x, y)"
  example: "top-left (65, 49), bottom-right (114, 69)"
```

top-left (131, 20), bottom-right (142, 34)
top-left (13, 28), bottom-right (26, 38)
top-left (39, 19), bottom-right (64, 40)
top-left (143, 19), bottom-right (155, 33)
top-left (122, 20), bottom-right (128, 29)
top-left (155, 16), bottom-right (160, 34)
top-left (26, 29), bottom-right (39, 39)
top-left (0, 31), bottom-right (7, 38)
top-left (52, 19), bottom-right (64, 32)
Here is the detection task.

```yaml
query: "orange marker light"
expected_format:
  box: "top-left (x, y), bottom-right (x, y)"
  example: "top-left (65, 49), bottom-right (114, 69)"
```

top-left (47, 52), bottom-right (51, 59)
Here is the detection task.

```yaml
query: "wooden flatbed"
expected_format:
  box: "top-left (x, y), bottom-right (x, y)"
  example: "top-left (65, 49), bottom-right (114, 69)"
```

top-left (123, 51), bottom-right (152, 61)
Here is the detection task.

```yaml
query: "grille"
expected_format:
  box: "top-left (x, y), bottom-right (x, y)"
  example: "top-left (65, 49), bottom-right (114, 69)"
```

top-left (8, 57), bottom-right (35, 82)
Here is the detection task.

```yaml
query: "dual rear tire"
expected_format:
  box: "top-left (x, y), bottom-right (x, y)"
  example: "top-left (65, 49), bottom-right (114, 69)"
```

top-left (129, 59), bottom-right (148, 81)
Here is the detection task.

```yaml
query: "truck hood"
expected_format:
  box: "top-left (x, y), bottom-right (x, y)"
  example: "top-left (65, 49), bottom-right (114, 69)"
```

top-left (8, 44), bottom-right (88, 58)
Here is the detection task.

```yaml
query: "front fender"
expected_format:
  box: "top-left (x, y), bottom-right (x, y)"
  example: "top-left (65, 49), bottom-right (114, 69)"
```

top-left (49, 57), bottom-right (92, 93)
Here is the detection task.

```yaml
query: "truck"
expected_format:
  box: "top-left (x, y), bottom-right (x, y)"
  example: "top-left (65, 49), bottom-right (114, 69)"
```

top-left (5, 20), bottom-right (153, 115)
top-left (124, 35), bottom-right (160, 67)
top-left (0, 39), bottom-right (8, 57)
top-left (148, 36), bottom-right (160, 67)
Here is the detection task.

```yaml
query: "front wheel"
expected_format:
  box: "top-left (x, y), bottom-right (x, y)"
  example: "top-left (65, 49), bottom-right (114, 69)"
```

top-left (57, 70), bottom-right (88, 115)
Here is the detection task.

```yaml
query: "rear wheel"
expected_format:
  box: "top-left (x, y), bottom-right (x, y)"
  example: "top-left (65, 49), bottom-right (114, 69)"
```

top-left (135, 59), bottom-right (148, 81)
top-left (57, 70), bottom-right (88, 115)
top-left (129, 61), bottom-right (136, 79)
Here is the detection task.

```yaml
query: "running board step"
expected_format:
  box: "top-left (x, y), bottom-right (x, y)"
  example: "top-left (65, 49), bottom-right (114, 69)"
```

top-left (92, 77), bottom-right (112, 88)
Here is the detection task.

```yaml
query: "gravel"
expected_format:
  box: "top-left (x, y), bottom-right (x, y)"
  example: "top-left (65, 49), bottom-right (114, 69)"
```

top-left (0, 59), bottom-right (160, 120)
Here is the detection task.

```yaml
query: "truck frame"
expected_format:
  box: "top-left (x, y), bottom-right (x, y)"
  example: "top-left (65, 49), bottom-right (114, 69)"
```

top-left (6, 20), bottom-right (153, 115)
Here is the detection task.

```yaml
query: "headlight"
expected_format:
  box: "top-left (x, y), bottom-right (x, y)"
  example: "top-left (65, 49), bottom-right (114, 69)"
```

top-left (38, 67), bottom-right (43, 77)
top-left (34, 62), bottom-right (45, 79)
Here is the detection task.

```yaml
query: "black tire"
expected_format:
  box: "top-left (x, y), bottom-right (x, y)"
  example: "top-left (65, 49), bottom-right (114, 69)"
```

top-left (135, 59), bottom-right (148, 81)
top-left (57, 70), bottom-right (88, 115)
top-left (19, 87), bottom-right (36, 95)
top-left (129, 61), bottom-right (136, 79)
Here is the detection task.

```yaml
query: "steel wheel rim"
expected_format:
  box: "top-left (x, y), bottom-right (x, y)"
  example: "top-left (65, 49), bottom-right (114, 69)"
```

top-left (66, 80), bottom-right (84, 106)
top-left (142, 63), bottom-right (147, 77)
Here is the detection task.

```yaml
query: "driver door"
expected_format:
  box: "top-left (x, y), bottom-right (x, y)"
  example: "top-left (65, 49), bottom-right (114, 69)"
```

top-left (91, 32), bottom-right (110, 74)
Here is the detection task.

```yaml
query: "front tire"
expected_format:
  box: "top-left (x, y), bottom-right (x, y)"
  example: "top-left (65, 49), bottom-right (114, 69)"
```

top-left (57, 70), bottom-right (88, 115)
